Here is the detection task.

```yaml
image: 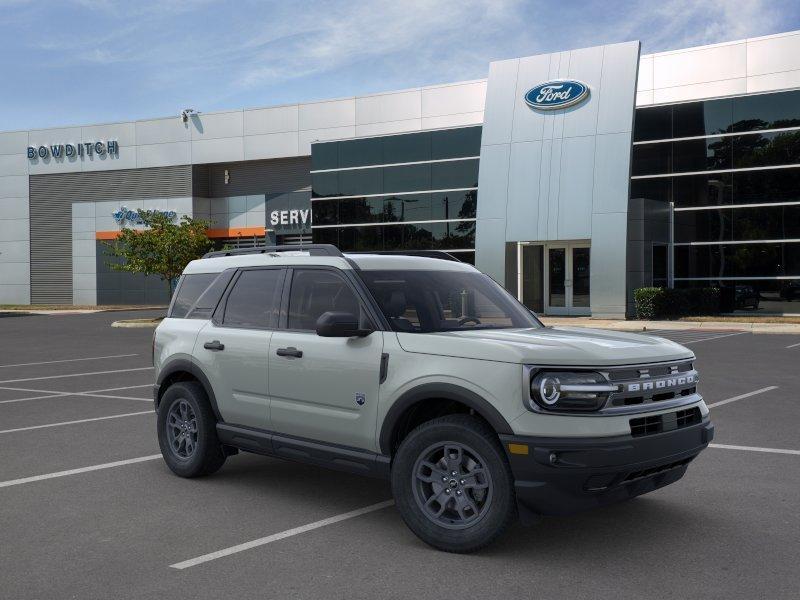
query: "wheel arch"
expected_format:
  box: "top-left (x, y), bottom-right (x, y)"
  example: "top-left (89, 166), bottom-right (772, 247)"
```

top-left (379, 383), bottom-right (514, 456)
top-left (155, 359), bottom-right (223, 422)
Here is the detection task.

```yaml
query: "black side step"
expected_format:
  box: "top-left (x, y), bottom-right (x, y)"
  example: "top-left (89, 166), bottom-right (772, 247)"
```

top-left (216, 423), bottom-right (390, 479)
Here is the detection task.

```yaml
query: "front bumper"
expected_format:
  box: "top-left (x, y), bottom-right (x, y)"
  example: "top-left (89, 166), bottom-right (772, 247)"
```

top-left (500, 418), bottom-right (714, 518)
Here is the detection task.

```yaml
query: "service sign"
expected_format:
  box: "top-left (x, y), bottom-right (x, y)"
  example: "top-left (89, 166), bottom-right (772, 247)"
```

top-left (524, 80), bottom-right (589, 111)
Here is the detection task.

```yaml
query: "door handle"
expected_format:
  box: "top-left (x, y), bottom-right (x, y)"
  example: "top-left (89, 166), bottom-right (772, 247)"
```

top-left (276, 346), bottom-right (303, 358)
top-left (203, 340), bottom-right (225, 351)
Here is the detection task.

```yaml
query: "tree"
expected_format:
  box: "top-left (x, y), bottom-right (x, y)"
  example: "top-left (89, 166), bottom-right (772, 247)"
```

top-left (104, 210), bottom-right (214, 298)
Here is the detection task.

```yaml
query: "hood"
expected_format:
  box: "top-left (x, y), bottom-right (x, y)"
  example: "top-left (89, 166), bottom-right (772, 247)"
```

top-left (395, 326), bottom-right (693, 366)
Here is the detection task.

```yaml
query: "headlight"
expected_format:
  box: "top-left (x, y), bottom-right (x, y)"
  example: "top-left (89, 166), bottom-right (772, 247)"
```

top-left (529, 370), bottom-right (617, 412)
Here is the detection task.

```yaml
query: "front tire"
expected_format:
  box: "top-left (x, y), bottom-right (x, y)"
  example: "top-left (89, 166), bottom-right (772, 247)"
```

top-left (157, 381), bottom-right (226, 478)
top-left (391, 414), bottom-right (517, 553)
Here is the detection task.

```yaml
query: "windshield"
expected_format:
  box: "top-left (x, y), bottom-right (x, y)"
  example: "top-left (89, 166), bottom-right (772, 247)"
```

top-left (358, 269), bottom-right (542, 333)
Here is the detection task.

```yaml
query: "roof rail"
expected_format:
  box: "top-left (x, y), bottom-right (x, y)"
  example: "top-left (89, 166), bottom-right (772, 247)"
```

top-left (347, 250), bottom-right (463, 262)
top-left (202, 244), bottom-right (344, 259)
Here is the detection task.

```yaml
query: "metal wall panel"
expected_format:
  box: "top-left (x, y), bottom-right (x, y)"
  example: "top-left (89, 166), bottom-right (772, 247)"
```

top-left (29, 165), bottom-right (191, 304)
top-left (207, 157), bottom-right (311, 197)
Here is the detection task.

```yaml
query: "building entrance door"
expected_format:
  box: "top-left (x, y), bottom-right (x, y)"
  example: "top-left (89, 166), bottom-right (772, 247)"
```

top-left (514, 241), bottom-right (590, 316)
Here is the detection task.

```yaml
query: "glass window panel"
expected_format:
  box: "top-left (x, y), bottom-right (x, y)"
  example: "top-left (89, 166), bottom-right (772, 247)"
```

top-left (311, 172), bottom-right (339, 198)
top-left (673, 137), bottom-right (731, 173)
top-left (311, 199), bottom-right (338, 226)
top-left (673, 98), bottom-right (732, 137)
top-left (431, 190), bottom-right (477, 220)
top-left (732, 130), bottom-right (800, 169)
top-left (674, 209), bottom-right (729, 243)
top-left (287, 269), bottom-right (366, 330)
top-left (170, 273), bottom-right (218, 318)
top-left (431, 126), bottom-right (482, 159)
top-left (311, 142), bottom-right (338, 170)
top-left (338, 168), bottom-right (383, 196)
top-left (384, 193), bottom-right (431, 222)
top-left (631, 143), bottom-right (671, 176)
top-left (676, 278), bottom-right (800, 314)
top-left (652, 245), bottom-right (668, 287)
top-left (383, 132), bottom-right (431, 164)
top-left (312, 226), bottom-right (338, 247)
top-left (672, 173), bottom-right (732, 208)
top-left (675, 242), bottom-right (800, 278)
top-left (733, 167), bottom-right (800, 204)
top-left (337, 226), bottom-right (356, 251)
top-left (630, 177), bottom-right (672, 203)
top-left (383, 163), bottom-right (431, 193)
top-left (571, 247), bottom-right (591, 307)
top-left (732, 90), bottom-right (800, 132)
top-left (548, 248), bottom-right (566, 307)
top-left (382, 223), bottom-right (402, 250)
top-left (633, 106), bottom-right (672, 142)
top-left (338, 138), bottom-right (383, 168)
top-left (223, 269), bottom-right (282, 329)
top-left (336, 197), bottom-right (384, 224)
top-left (441, 220), bottom-right (476, 250)
top-left (456, 251), bottom-right (476, 265)
top-left (431, 159), bottom-right (479, 189)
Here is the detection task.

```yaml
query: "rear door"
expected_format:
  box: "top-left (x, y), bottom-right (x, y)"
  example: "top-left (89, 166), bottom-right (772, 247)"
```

top-left (268, 267), bottom-right (384, 451)
top-left (193, 267), bottom-right (285, 429)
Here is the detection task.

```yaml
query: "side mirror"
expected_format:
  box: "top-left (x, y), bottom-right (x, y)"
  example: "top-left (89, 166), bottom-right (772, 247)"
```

top-left (315, 311), bottom-right (373, 337)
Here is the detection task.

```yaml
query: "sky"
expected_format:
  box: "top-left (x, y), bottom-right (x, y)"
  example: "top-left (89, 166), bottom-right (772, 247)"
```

top-left (1, 0), bottom-right (800, 131)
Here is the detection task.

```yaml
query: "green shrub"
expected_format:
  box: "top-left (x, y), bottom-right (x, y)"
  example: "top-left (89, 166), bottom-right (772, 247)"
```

top-left (633, 286), bottom-right (720, 319)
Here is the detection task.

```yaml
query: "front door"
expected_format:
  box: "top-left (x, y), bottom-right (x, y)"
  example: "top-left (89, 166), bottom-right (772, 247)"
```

top-left (544, 243), bottom-right (591, 316)
top-left (268, 268), bottom-right (384, 451)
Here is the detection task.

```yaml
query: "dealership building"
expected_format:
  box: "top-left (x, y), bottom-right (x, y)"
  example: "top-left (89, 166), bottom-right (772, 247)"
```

top-left (2, 29), bottom-right (800, 316)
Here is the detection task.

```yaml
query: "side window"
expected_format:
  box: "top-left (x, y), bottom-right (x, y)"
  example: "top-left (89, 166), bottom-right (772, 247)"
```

top-left (186, 269), bottom-right (236, 319)
top-left (170, 273), bottom-right (218, 318)
top-left (222, 269), bottom-right (283, 329)
top-left (287, 269), bottom-right (365, 331)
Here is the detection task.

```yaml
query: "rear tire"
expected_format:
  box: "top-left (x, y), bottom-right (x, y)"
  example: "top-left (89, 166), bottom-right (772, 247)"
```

top-left (391, 414), bottom-right (517, 553)
top-left (157, 381), bottom-right (226, 478)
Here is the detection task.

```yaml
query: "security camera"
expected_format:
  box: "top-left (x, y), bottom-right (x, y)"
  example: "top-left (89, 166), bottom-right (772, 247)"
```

top-left (180, 108), bottom-right (196, 123)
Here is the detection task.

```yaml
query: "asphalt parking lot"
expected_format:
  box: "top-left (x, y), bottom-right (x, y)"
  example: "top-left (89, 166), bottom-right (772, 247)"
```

top-left (0, 311), bottom-right (798, 599)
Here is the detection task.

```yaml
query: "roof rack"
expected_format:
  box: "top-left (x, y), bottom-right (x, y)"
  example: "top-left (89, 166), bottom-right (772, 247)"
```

top-left (347, 250), bottom-right (463, 262)
top-left (202, 244), bottom-right (345, 259)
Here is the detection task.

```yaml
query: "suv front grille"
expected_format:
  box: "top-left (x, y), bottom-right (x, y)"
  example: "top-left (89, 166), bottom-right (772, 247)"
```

top-left (629, 407), bottom-right (702, 437)
top-left (606, 361), bottom-right (698, 409)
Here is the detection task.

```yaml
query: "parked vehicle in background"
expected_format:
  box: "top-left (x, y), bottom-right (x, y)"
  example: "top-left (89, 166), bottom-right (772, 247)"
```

top-left (152, 245), bottom-right (713, 552)
top-left (735, 285), bottom-right (760, 310)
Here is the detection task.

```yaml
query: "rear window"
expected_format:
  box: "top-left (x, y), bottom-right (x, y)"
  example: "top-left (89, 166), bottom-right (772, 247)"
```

top-left (169, 273), bottom-right (218, 318)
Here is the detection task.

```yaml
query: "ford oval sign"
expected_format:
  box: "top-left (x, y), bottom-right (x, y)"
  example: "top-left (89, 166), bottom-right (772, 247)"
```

top-left (524, 80), bottom-right (589, 111)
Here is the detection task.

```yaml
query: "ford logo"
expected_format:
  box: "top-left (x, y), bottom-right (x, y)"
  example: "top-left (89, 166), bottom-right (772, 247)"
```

top-left (524, 80), bottom-right (589, 110)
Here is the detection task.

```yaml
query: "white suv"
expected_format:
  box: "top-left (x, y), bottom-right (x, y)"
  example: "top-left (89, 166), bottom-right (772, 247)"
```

top-left (153, 245), bottom-right (713, 552)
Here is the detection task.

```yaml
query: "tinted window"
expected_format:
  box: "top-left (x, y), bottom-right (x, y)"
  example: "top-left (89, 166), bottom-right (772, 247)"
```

top-left (339, 138), bottom-right (383, 168)
top-left (383, 163), bottom-right (431, 193)
top-left (673, 173), bottom-right (732, 208)
top-left (312, 142), bottom-right (338, 170)
top-left (673, 137), bottom-right (731, 173)
top-left (631, 142), bottom-right (671, 176)
top-left (339, 168), bottom-right (382, 196)
top-left (311, 172), bottom-right (339, 198)
top-left (431, 190), bottom-right (477, 220)
top-left (732, 90), bottom-right (800, 132)
top-left (734, 167), bottom-right (800, 204)
top-left (287, 269), bottom-right (366, 330)
top-left (634, 106), bottom-right (671, 142)
top-left (360, 269), bottom-right (540, 333)
top-left (675, 242), bottom-right (800, 278)
top-left (732, 130), bottom-right (800, 169)
top-left (673, 98), bottom-right (732, 137)
top-left (630, 177), bottom-right (672, 203)
top-left (384, 194), bottom-right (431, 222)
top-left (170, 273), bottom-right (218, 318)
top-left (431, 159), bottom-right (479, 189)
top-left (312, 199), bottom-right (338, 225)
top-left (383, 132), bottom-right (431, 164)
top-left (431, 127), bottom-right (481, 159)
top-left (222, 269), bottom-right (283, 328)
top-left (187, 269), bottom-right (235, 319)
top-left (675, 205), bottom-right (800, 243)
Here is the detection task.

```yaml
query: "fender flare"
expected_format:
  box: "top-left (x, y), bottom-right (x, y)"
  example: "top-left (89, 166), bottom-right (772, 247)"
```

top-left (155, 358), bottom-right (223, 422)
top-left (379, 383), bottom-right (514, 455)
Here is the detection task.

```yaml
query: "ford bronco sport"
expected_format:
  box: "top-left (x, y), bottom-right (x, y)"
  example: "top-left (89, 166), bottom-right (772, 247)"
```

top-left (153, 244), bottom-right (713, 552)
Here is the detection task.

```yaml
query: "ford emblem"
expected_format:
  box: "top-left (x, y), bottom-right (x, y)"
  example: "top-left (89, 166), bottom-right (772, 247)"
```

top-left (524, 80), bottom-right (589, 111)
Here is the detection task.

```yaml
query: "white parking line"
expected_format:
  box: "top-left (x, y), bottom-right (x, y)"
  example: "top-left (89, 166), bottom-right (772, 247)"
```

top-left (0, 366), bottom-right (153, 385)
top-left (706, 386), bottom-right (778, 408)
top-left (710, 443), bottom-right (800, 456)
top-left (786, 342), bottom-right (800, 349)
top-left (0, 384), bottom-right (153, 405)
top-left (682, 331), bottom-right (747, 345)
top-left (170, 499), bottom-right (396, 570)
top-left (0, 410), bottom-right (153, 435)
top-left (0, 353), bottom-right (138, 369)
top-left (0, 455), bottom-right (162, 489)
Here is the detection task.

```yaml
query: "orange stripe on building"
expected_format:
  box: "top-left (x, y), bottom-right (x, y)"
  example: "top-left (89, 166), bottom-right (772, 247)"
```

top-left (95, 227), bottom-right (268, 240)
